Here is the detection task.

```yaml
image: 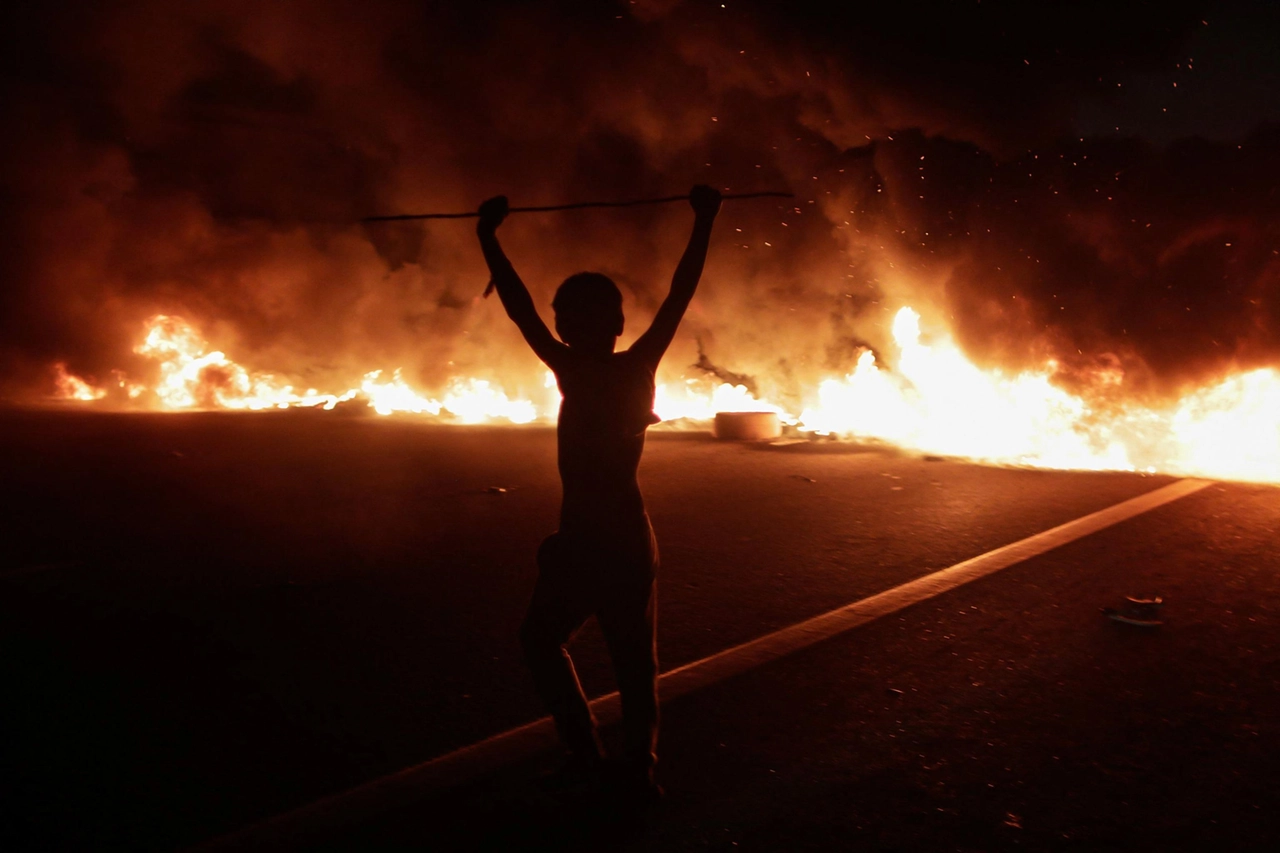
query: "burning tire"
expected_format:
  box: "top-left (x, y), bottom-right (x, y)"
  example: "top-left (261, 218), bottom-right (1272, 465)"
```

top-left (713, 411), bottom-right (781, 441)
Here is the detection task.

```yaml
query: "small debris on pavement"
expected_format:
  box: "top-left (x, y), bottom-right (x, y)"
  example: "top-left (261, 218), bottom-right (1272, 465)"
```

top-left (1102, 595), bottom-right (1164, 627)
top-left (886, 687), bottom-right (904, 696)
top-left (789, 474), bottom-right (816, 482)
top-left (484, 486), bottom-right (510, 494)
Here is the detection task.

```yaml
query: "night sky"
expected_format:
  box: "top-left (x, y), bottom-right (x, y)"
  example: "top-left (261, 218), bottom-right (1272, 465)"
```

top-left (2, 0), bottom-right (1277, 408)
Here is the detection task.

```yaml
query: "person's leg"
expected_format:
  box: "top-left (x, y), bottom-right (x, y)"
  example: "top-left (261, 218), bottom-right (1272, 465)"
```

top-left (519, 533), bottom-right (602, 764)
top-left (597, 528), bottom-right (659, 782)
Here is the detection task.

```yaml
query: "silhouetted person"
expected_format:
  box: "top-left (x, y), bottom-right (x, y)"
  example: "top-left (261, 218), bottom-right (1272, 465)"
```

top-left (476, 185), bottom-right (722, 801)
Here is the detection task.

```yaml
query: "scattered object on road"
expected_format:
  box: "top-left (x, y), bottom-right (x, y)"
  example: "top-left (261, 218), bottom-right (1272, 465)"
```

top-left (485, 486), bottom-right (510, 494)
top-left (922, 455), bottom-right (945, 462)
top-left (886, 687), bottom-right (905, 696)
top-left (1102, 595), bottom-right (1164, 627)
top-left (713, 411), bottom-right (781, 440)
top-left (768, 438), bottom-right (809, 447)
top-left (790, 474), bottom-right (816, 483)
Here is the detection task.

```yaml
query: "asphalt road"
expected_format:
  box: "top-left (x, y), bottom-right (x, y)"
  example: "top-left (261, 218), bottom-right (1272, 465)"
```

top-left (1, 410), bottom-right (1276, 851)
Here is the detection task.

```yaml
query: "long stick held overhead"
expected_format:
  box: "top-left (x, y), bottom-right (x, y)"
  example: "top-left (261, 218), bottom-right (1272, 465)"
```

top-left (361, 190), bottom-right (793, 223)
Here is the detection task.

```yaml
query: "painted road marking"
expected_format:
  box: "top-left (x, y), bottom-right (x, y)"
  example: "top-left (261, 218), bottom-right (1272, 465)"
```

top-left (195, 477), bottom-right (1214, 850)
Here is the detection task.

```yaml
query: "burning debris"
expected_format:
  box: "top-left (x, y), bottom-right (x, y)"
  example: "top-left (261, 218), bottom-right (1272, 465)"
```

top-left (49, 308), bottom-right (1280, 483)
top-left (4, 1), bottom-right (1279, 482)
top-left (693, 343), bottom-right (759, 398)
top-left (52, 363), bottom-right (106, 402)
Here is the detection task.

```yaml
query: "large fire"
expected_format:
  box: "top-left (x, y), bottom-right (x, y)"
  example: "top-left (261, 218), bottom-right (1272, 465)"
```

top-left (52, 312), bottom-right (1280, 483)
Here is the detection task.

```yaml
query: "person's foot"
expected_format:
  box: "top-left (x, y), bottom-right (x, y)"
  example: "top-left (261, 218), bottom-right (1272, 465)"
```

top-left (600, 759), bottom-right (664, 807)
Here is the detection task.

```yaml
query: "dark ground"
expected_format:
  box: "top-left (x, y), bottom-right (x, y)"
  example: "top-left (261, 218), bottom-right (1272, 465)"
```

top-left (1, 409), bottom-right (1277, 851)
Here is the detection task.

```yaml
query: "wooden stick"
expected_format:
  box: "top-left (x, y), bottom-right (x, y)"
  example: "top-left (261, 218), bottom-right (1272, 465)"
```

top-left (361, 190), bottom-right (794, 223)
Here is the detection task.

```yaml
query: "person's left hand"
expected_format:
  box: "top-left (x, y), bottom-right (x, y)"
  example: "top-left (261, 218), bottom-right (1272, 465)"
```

top-left (477, 195), bottom-right (509, 233)
top-left (689, 184), bottom-right (722, 220)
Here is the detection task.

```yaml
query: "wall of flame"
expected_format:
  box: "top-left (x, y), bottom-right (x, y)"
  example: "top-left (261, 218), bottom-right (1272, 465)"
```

top-left (52, 309), bottom-right (1280, 483)
top-left (6, 1), bottom-right (1280, 481)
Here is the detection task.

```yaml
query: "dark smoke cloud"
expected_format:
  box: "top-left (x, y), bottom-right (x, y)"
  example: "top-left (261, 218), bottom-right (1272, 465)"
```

top-left (1, 0), bottom-right (1276, 407)
top-left (873, 127), bottom-right (1280, 399)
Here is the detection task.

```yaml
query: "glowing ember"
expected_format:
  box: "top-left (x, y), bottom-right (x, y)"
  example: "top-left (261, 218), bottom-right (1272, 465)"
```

top-left (47, 311), bottom-right (1280, 483)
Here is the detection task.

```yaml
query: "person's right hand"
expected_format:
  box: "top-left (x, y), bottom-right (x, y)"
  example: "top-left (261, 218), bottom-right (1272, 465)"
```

top-left (477, 195), bottom-right (509, 233)
top-left (689, 184), bottom-right (722, 220)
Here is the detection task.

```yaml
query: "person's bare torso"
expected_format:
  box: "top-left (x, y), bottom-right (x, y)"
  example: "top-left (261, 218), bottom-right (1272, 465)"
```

top-left (553, 349), bottom-right (660, 540)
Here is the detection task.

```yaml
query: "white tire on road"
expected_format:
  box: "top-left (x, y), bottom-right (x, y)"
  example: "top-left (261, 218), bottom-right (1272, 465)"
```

top-left (713, 411), bottom-right (781, 441)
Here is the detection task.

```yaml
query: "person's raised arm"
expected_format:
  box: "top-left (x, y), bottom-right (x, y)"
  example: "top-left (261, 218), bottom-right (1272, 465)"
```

top-left (476, 195), bottom-right (569, 370)
top-left (630, 185), bottom-right (721, 368)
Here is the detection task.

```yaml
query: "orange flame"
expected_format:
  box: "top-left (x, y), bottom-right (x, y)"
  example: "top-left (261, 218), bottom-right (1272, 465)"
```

top-left (52, 363), bottom-right (106, 401)
top-left (48, 311), bottom-right (1280, 483)
top-left (793, 307), bottom-right (1280, 482)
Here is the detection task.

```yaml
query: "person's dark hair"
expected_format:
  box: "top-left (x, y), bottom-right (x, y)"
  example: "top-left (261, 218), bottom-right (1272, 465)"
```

top-left (552, 272), bottom-right (622, 317)
top-left (552, 272), bottom-right (624, 346)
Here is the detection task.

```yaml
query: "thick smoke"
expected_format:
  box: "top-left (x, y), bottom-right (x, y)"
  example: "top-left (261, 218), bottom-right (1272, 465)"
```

top-left (1, 0), bottom-right (1276, 408)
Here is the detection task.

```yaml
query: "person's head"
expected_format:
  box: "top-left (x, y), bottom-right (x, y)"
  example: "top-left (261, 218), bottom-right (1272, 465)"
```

top-left (552, 272), bottom-right (624, 352)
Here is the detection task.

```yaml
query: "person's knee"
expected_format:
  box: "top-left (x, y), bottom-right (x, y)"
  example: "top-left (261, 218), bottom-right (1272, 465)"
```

top-left (536, 533), bottom-right (564, 572)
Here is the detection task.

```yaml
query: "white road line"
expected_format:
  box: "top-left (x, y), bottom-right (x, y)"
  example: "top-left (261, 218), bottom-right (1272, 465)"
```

top-left (194, 477), bottom-right (1213, 850)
